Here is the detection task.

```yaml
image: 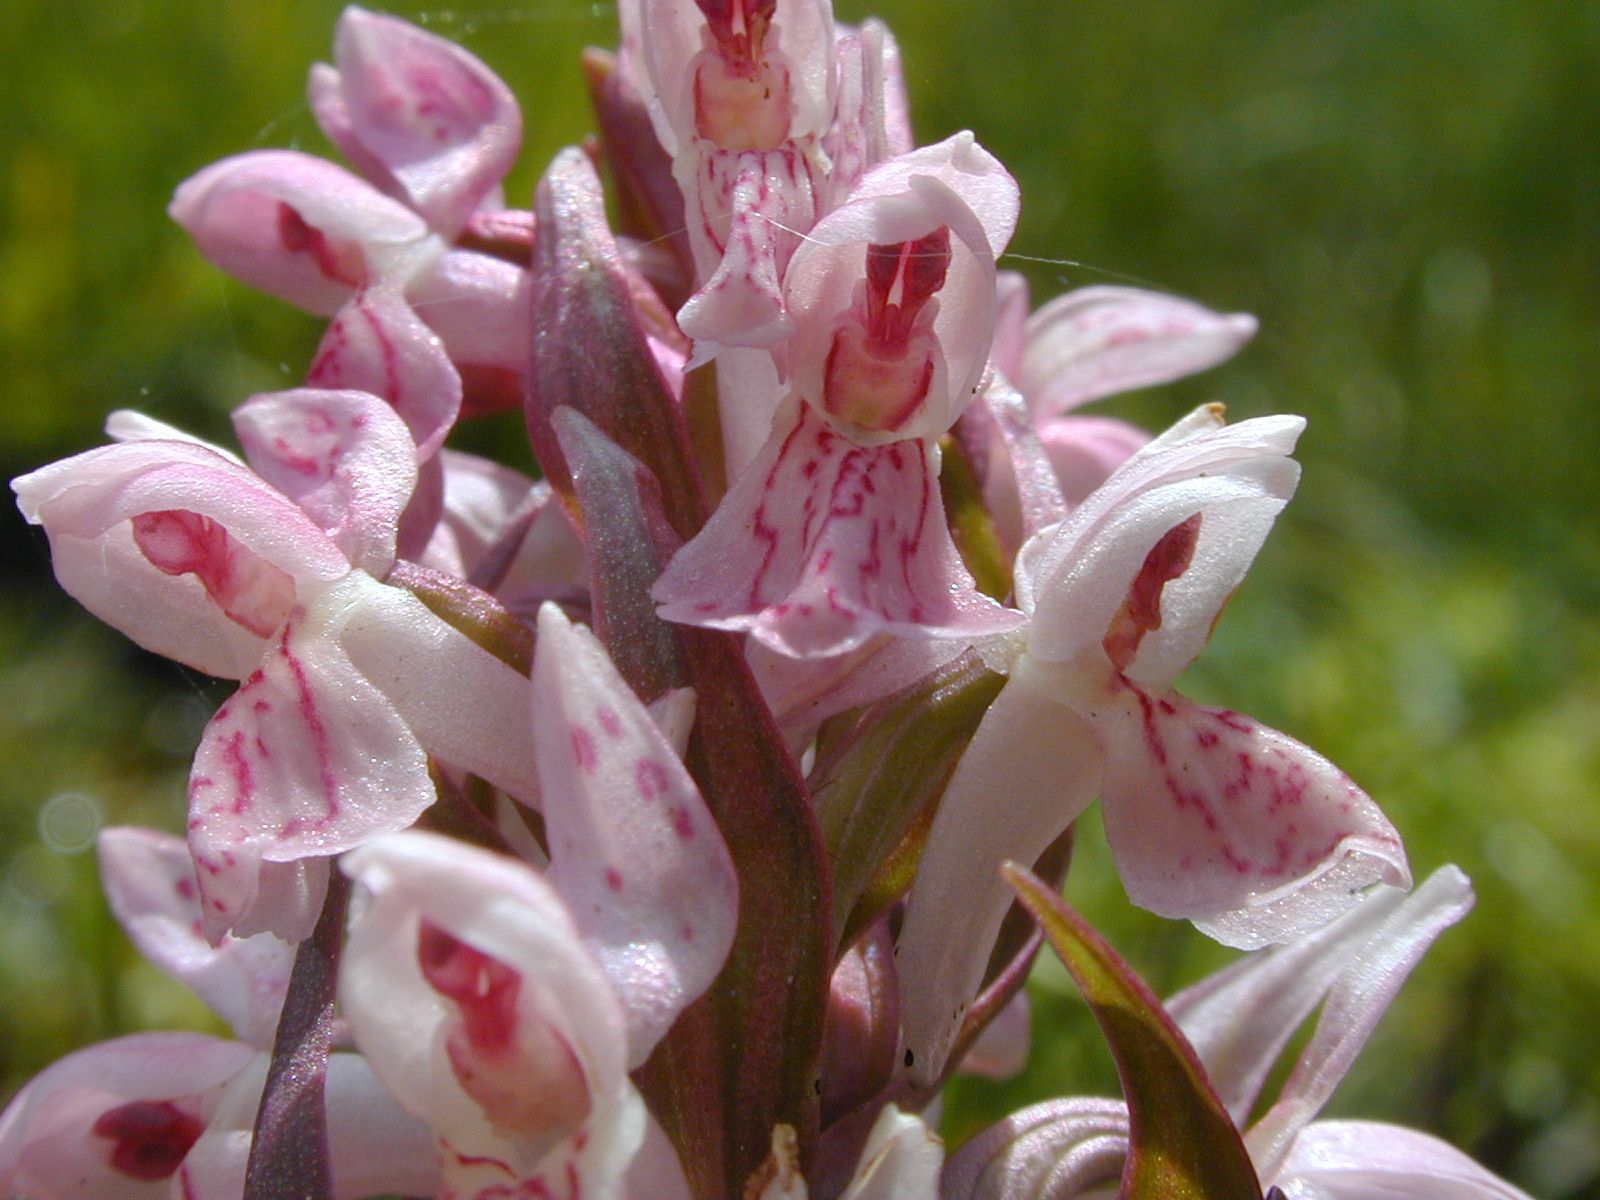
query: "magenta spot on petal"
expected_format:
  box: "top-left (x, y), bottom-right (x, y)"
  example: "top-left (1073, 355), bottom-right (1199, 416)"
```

top-left (636, 758), bottom-right (669, 801)
top-left (92, 1099), bottom-right (205, 1181)
top-left (570, 726), bottom-right (598, 773)
top-left (596, 706), bottom-right (622, 738)
top-left (605, 867), bottom-right (624, 892)
top-left (175, 878), bottom-right (195, 900)
top-left (670, 805), bottom-right (695, 840)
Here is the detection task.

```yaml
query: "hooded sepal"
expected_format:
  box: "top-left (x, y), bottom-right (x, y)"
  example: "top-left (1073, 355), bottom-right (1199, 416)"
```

top-left (168, 150), bottom-right (433, 316)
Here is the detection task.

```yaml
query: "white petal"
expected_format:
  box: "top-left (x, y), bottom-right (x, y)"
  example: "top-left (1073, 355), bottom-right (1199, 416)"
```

top-left (1274, 1120), bottom-right (1533, 1200)
top-left (1245, 868), bottom-right (1473, 1176)
top-left (897, 664), bottom-right (1102, 1084)
top-left (333, 571), bottom-right (539, 805)
top-left (836, 1107), bottom-right (942, 1200)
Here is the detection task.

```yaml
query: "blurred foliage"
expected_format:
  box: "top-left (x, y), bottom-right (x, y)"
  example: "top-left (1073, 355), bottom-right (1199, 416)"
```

top-left (1, 1), bottom-right (1596, 1196)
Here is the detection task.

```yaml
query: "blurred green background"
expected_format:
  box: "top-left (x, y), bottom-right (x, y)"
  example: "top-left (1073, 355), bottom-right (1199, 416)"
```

top-left (1, 1), bottom-right (1595, 1196)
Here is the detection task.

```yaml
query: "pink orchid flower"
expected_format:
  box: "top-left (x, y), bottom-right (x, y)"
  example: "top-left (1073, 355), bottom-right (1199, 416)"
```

top-left (170, 7), bottom-right (531, 419)
top-left (621, 0), bottom-right (837, 351)
top-left (943, 867), bottom-right (1534, 1200)
top-left (652, 134), bottom-right (1027, 658)
top-left (0, 827), bottom-right (435, 1200)
top-left (895, 407), bottom-right (1408, 1082)
top-left (11, 393), bottom-right (538, 942)
top-left (337, 603), bottom-right (738, 1200)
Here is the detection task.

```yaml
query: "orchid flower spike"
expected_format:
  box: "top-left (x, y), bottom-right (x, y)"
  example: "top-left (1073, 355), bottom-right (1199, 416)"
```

top-left (653, 133), bottom-right (1026, 658)
top-left (11, 395), bottom-right (538, 942)
top-left (943, 867), bottom-right (1534, 1200)
top-left (896, 406), bottom-right (1409, 1082)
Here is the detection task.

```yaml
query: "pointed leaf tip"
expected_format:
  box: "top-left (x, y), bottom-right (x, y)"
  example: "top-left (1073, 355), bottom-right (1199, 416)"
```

top-left (1001, 862), bottom-right (1264, 1200)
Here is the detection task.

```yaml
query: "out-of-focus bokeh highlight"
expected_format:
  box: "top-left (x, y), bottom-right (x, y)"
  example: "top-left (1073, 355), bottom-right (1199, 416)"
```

top-left (1, 3), bottom-right (1595, 1195)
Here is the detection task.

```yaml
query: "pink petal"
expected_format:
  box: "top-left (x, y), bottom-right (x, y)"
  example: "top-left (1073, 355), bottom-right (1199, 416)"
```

top-left (308, 60), bottom-right (396, 196)
top-left (941, 1098), bottom-right (1130, 1200)
top-left (1167, 866), bottom-right (1469, 1131)
top-left (677, 146), bottom-right (817, 350)
top-left (820, 23), bottom-right (895, 204)
top-left (104, 410), bottom-right (242, 462)
top-left (837, 132), bottom-right (1019, 259)
top-left (532, 604), bottom-right (738, 1067)
top-left (623, 1113), bottom-right (695, 1200)
top-left (327, 7), bottom-right (521, 237)
top-left (654, 399), bottom-right (1023, 658)
top-left (339, 832), bottom-right (645, 1197)
top-left (169, 150), bottom-right (431, 315)
top-left (1017, 285), bottom-right (1258, 419)
top-left (773, 0), bottom-right (840, 137)
top-left (97, 827), bottom-right (292, 1049)
top-left (869, 19), bottom-right (915, 157)
top-left (0, 1033), bottom-right (254, 1200)
top-left (896, 669), bottom-right (1103, 1084)
top-left (415, 455), bottom-right (588, 607)
top-left (1095, 684), bottom-right (1410, 949)
top-left (422, 450), bottom-right (540, 572)
top-left (990, 270), bottom-right (1032, 383)
top-left (396, 452), bottom-right (446, 563)
top-left (1244, 868), bottom-right (1471, 1176)
top-left (1037, 414), bottom-right (1151, 505)
top-left (1016, 413), bottom-right (1305, 679)
top-left (964, 379), bottom-right (1069, 552)
top-left (404, 248), bottom-right (531, 414)
top-left (325, 1053), bottom-right (444, 1199)
top-left (1274, 1120), bottom-right (1534, 1199)
top-left (232, 388), bottom-right (419, 577)
top-left (332, 572), bottom-right (540, 805)
top-left (714, 346), bottom-right (787, 485)
top-left (173, 1049), bottom-right (440, 1200)
top-left (614, 0), bottom-right (697, 156)
top-left (187, 593), bottom-right (435, 942)
top-left (305, 289), bottom-right (463, 459)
